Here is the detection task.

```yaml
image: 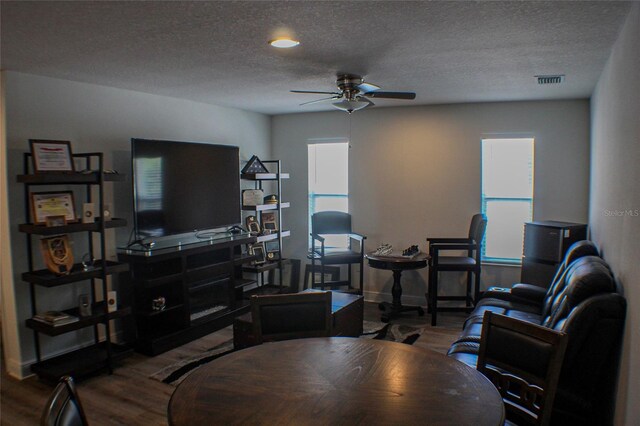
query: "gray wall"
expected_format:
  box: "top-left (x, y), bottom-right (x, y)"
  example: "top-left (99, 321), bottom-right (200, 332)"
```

top-left (589, 4), bottom-right (640, 424)
top-left (3, 72), bottom-right (270, 377)
top-left (272, 100), bottom-right (590, 303)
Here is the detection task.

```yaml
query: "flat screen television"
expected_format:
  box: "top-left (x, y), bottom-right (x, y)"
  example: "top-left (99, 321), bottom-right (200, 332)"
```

top-left (131, 138), bottom-right (240, 239)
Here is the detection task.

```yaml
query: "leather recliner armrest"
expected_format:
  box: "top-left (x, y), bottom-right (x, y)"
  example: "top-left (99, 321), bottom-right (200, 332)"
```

top-left (483, 286), bottom-right (514, 301)
top-left (482, 284), bottom-right (547, 306)
top-left (511, 283), bottom-right (547, 304)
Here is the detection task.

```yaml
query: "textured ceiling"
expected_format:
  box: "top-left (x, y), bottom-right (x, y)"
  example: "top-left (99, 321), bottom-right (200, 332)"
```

top-left (0, 1), bottom-right (633, 115)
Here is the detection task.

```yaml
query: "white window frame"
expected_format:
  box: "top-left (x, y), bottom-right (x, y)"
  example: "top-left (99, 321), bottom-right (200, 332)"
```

top-left (308, 138), bottom-right (349, 249)
top-left (481, 136), bottom-right (535, 264)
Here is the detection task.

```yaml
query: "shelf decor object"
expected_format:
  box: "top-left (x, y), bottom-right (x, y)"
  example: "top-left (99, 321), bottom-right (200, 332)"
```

top-left (241, 155), bottom-right (268, 174)
top-left (29, 139), bottom-right (75, 173)
top-left (242, 189), bottom-right (264, 206)
top-left (40, 235), bottom-right (74, 275)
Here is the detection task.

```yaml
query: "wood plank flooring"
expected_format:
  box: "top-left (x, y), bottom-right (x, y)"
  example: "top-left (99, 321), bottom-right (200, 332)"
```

top-left (0, 303), bottom-right (466, 426)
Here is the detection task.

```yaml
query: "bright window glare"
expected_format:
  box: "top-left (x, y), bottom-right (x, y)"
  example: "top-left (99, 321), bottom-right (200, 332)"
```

top-left (482, 139), bottom-right (533, 198)
top-left (485, 201), bottom-right (531, 259)
top-left (309, 143), bottom-right (348, 194)
top-left (482, 138), bottom-right (534, 261)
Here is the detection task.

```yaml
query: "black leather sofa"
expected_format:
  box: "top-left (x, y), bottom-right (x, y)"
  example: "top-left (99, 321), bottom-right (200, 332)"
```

top-left (447, 240), bottom-right (627, 425)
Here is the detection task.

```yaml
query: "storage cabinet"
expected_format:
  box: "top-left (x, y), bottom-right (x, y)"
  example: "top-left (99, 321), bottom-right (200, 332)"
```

top-left (521, 221), bottom-right (588, 287)
top-left (241, 160), bottom-right (295, 294)
top-left (118, 234), bottom-right (257, 355)
top-left (18, 152), bottom-right (131, 381)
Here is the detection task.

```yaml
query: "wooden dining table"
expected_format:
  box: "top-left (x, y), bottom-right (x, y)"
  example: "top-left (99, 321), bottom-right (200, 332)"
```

top-left (168, 337), bottom-right (505, 425)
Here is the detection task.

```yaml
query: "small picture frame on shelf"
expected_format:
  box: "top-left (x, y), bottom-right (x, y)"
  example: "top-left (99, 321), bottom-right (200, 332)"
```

top-left (249, 242), bottom-right (266, 265)
top-left (29, 139), bottom-right (75, 173)
top-left (261, 211), bottom-right (278, 233)
top-left (31, 191), bottom-right (77, 225)
top-left (245, 215), bottom-right (261, 234)
top-left (266, 241), bottom-right (280, 262)
top-left (45, 215), bottom-right (67, 227)
top-left (242, 189), bottom-right (264, 206)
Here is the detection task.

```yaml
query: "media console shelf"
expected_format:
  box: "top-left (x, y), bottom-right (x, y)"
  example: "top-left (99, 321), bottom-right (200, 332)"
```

top-left (118, 233), bottom-right (258, 355)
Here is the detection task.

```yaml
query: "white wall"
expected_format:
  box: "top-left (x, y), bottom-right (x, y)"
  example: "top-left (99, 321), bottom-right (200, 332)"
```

top-left (273, 100), bottom-right (590, 303)
top-left (589, 4), bottom-right (640, 424)
top-left (2, 72), bottom-right (271, 378)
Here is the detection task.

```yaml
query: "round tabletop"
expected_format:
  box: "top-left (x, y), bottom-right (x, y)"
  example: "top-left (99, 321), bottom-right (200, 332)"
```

top-left (365, 252), bottom-right (429, 271)
top-left (168, 337), bottom-right (504, 426)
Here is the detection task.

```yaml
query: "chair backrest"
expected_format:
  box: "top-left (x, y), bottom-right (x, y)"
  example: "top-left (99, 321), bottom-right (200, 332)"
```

top-left (477, 312), bottom-right (568, 426)
top-left (468, 213), bottom-right (487, 243)
top-left (251, 291), bottom-right (332, 344)
top-left (312, 211), bottom-right (352, 235)
top-left (540, 240), bottom-right (600, 317)
top-left (41, 376), bottom-right (88, 426)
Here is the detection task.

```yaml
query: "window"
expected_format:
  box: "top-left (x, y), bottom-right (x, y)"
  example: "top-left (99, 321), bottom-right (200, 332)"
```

top-left (308, 140), bottom-right (349, 248)
top-left (481, 138), bottom-right (534, 262)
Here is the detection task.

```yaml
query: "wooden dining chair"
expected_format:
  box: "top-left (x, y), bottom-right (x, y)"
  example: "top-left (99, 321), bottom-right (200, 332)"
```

top-left (41, 375), bottom-right (89, 426)
top-left (250, 291), bottom-right (332, 344)
top-left (309, 211), bottom-right (366, 294)
top-left (477, 312), bottom-right (568, 426)
top-left (426, 213), bottom-right (487, 325)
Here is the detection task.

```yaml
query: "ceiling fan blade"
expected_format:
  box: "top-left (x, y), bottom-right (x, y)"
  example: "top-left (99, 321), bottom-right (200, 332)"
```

top-left (364, 91), bottom-right (416, 100)
top-left (356, 81), bottom-right (381, 94)
top-left (291, 90), bottom-right (341, 95)
top-left (299, 96), bottom-right (341, 106)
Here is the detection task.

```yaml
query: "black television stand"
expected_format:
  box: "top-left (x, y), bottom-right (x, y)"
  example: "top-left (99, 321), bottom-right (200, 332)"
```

top-left (118, 233), bottom-right (257, 355)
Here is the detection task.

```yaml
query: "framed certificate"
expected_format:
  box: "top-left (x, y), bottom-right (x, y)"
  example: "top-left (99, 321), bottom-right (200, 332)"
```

top-left (31, 191), bottom-right (77, 225)
top-left (29, 140), bottom-right (75, 173)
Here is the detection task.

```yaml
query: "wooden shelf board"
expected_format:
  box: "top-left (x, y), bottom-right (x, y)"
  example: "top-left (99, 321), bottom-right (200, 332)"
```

top-left (242, 261), bottom-right (282, 273)
top-left (240, 172), bottom-right (289, 181)
top-left (241, 202), bottom-right (290, 212)
top-left (256, 230), bottom-right (290, 243)
top-left (136, 304), bottom-right (185, 318)
top-left (26, 304), bottom-right (132, 336)
top-left (243, 284), bottom-right (295, 297)
top-left (31, 342), bottom-right (132, 382)
top-left (19, 218), bottom-right (127, 235)
top-left (17, 172), bottom-right (125, 185)
top-left (235, 278), bottom-right (257, 288)
top-left (22, 261), bottom-right (129, 287)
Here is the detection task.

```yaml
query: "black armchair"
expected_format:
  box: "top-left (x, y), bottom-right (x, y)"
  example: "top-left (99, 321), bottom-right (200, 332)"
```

top-left (41, 376), bottom-right (88, 426)
top-left (426, 213), bottom-right (487, 325)
top-left (309, 211), bottom-right (366, 294)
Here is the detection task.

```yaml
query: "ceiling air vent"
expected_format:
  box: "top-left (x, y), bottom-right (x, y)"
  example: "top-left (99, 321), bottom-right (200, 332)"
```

top-left (536, 75), bottom-right (565, 85)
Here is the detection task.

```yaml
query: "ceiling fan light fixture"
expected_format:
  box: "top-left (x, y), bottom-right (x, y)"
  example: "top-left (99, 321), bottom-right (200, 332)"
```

top-left (332, 97), bottom-right (373, 114)
top-left (269, 38), bottom-right (300, 48)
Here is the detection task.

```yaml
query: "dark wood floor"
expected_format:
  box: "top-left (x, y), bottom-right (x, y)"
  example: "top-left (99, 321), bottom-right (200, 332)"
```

top-left (0, 303), bottom-right (466, 426)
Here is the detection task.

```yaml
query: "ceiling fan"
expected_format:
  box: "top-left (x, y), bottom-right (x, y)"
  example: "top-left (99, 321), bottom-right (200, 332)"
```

top-left (291, 74), bottom-right (416, 113)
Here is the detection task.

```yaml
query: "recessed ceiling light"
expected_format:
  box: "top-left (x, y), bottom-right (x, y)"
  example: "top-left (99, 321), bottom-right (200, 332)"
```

top-left (269, 38), bottom-right (300, 48)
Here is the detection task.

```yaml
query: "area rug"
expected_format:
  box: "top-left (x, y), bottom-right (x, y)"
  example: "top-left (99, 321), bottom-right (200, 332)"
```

top-left (150, 321), bottom-right (424, 386)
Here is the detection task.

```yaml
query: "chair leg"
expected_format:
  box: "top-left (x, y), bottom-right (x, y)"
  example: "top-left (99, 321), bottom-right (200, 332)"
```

top-left (312, 257), bottom-right (317, 289)
top-left (466, 271), bottom-right (473, 307)
top-left (320, 264), bottom-right (325, 289)
top-left (430, 269), bottom-right (438, 326)
top-left (359, 260), bottom-right (364, 294)
top-left (348, 263), bottom-right (352, 289)
top-left (474, 270), bottom-right (481, 305)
